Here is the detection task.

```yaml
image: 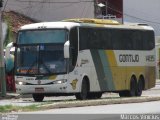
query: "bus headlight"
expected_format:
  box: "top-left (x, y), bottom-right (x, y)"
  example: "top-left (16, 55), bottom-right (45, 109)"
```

top-left (53, 79), bottom-right (67, 84)
top-left (16, 81), bottom-right (26, 85)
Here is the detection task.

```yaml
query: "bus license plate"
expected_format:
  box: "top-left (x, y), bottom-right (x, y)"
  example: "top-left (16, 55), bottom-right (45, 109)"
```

top-left (35, 88), bottom-right (44, 93)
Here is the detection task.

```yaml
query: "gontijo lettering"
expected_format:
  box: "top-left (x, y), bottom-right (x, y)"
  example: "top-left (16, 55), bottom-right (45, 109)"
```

top-left (119, 54), bottom-right (139, 62)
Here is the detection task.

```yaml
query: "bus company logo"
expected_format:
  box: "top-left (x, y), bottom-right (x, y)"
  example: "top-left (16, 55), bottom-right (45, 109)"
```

top-left (37, 80), bottom-right (41, 84)
top-left (81, 59), bottom-right (89, 66)
top-left (70, 79), bottom-right (78, 90)
top-left (119, 54), bottom-right (139, 63)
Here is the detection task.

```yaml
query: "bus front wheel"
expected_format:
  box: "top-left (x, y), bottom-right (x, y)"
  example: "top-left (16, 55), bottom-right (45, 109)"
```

top-left (88, 92), bottom-right (102, 99)
top-left (75, 79), bottom-right (89, 100)
top-left (32, 94), bottom-right (44, 102)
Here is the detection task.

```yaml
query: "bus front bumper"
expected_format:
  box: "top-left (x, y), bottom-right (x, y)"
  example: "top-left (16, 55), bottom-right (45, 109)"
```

top-left (16, 83), bottom-right (68, 94)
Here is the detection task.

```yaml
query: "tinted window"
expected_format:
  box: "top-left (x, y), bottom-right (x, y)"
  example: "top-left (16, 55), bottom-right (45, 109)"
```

top-left (142, 31), bottom-right (155, 50)
top-left (69, 27), bottom-right (78, 71)
top-left (79, 27), bottom-right (154, 50)
top-left (79, 28), bottom-right (112, 50)
top-left (131, 31), bottom-right (142, 50)
top-left (18, 29), bottom-right (66, 44)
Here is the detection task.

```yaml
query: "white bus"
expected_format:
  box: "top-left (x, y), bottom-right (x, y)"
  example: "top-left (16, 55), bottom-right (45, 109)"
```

top-left (14, 19), bottom-right (156, 101)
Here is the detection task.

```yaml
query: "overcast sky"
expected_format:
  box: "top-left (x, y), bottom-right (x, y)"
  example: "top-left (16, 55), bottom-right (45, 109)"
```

top-left (124, 0), bottom-right (160, 36)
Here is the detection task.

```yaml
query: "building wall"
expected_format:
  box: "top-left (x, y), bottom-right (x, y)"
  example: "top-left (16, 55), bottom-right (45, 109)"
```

top-left (5, 0), bottom-right (94, 21)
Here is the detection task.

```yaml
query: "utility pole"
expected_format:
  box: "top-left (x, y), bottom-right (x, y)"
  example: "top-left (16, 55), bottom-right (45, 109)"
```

top-left (0, 0), bottom-right (6, 97)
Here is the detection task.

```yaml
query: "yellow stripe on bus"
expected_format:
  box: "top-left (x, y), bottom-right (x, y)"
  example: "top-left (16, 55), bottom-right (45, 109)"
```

top-left (105, 50), bottom-right (117, 66)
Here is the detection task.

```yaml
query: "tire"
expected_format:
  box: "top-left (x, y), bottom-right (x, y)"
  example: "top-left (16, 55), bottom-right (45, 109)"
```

top-left (119, 91), bottom-right (129, 97)
top-left (119, 77), bottom-right (137, 97)
top-left (94, 92), bottom-right (102, 99)
top-left (136, 79), bottom-right (143, 96)
top-left (88, 92), bottom-right (102, 99)
top-left (75, 79), bottom-right (89, 100)
top-left (129, 77), bottom-right (137, 97)
top-left (32, 94), bottom-right (44, 102)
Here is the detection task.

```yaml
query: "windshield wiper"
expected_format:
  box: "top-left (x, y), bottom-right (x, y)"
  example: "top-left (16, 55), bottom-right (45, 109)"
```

top-left (39, 59), bottom-right (52, 74)
top-left (26, 60), bottom-right (38, 74)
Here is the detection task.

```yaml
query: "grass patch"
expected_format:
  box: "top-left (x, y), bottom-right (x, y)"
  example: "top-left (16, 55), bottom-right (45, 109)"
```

top-left (0, 104), bottom-right (39, 113)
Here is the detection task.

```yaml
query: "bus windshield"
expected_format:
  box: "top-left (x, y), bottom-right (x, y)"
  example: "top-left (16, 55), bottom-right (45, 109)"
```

top-left (16, 29), bottom-right (67, 75)
top-left (18, 29), bottom-right (66, 44)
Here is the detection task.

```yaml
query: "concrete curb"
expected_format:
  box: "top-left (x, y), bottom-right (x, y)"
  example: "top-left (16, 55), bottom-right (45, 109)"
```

top-left (38, 96), bottom-right (160, 110)
top-left (0, 93), bottom-right (20, 100)
top-left (0, 93), bottom-right (33, 100)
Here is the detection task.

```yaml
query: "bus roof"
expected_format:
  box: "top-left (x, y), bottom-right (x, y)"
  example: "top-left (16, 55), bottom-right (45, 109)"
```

top-left (62, 18), bottom-right (120, 25)
top-left (19, 19), bottom-right (154, 31)
top-left (20, 22), bottom-right (80, 30)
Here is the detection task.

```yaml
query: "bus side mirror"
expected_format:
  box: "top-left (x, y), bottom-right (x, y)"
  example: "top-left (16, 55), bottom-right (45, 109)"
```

top-left (64, 40), bottom-right (70, 58)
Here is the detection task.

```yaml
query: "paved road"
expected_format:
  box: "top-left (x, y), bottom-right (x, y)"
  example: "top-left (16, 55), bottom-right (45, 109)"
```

top-left (1, 114), bottom-right (123, 120)
top-left (26, 101), bottom-right (160, 114)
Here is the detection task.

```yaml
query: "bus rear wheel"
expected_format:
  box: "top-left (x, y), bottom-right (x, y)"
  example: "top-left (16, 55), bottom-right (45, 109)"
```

top-left (119, 77), bottom-right (137, 97)
top-left (32, 94), bottom-right (44, 102)
top-left (136, 78), bottom-right (144, 96)
top-left (129, 77), bottom-right (137, 97)
top-left (75, 79), bottom-right (89, 100)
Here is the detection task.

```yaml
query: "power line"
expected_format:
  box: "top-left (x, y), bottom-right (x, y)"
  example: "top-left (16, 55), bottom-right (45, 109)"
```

top-left (16, 0), bottom-right (93, 3)
top-left (2, 0), bottom-right (9, 12)
top-left (124, 13), bottom-right (160, 25)
top-left (81, 2), bottom-right (87, 17)
top-left (84, 2), bottom-right (93, 17)
top-left (106, 5), bottom-right (160, 25)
